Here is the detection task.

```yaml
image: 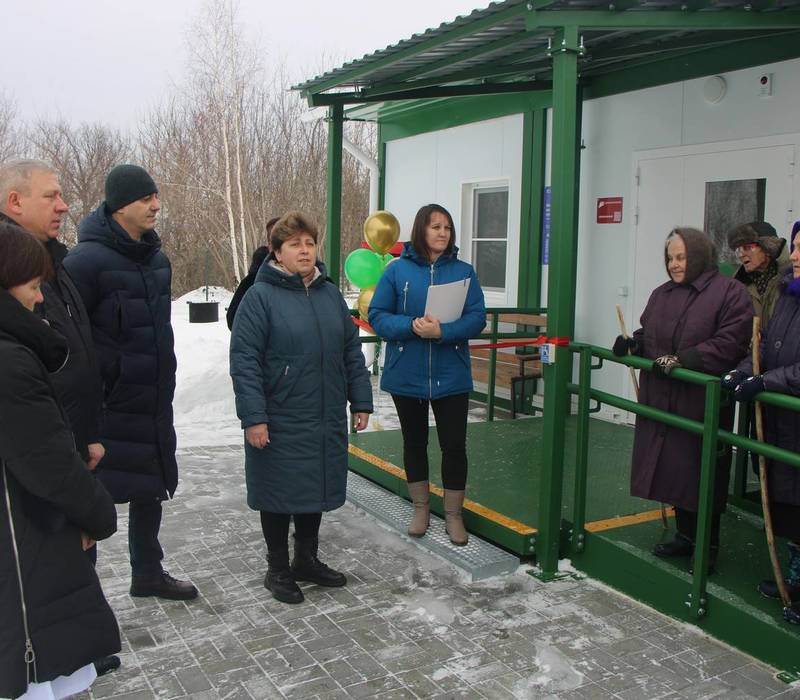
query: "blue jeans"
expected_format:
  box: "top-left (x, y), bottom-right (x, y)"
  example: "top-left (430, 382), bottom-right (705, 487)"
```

top-left (129, 499), bottom-right (164, 576)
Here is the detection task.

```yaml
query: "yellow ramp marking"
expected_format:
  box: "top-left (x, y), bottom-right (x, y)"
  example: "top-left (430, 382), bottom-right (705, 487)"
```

top-left (585, 507), bottom-right (675, 533)
top-left (348, 444), bottom-right (536, 535)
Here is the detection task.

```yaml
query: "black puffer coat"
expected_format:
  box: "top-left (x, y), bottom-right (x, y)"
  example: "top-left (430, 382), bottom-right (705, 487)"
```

top-left (0, 214), bottom-right (102, 459)
top-left (0, 289), bottom-right (119, 699)
top-left (226, 245), bottom-right (269, 330)
top-left (64, 204), bottom-right (178, 502)
top-left (737, 271), bottom-right (800, 506)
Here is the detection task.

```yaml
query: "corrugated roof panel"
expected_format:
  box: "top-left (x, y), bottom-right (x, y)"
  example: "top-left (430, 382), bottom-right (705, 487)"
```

top-left (293, 0), bottom-right (800, 98)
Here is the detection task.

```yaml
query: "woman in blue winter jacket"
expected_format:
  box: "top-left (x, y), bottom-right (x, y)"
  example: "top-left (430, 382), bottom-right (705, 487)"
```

top-left (369, 204), bottom-right (486, 545)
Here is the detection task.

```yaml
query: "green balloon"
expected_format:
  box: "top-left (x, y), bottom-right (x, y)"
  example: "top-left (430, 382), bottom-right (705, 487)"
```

top-left (382, 253), bottom-right (394, 267)
top-left (344, 249), bottom-right (384, 289)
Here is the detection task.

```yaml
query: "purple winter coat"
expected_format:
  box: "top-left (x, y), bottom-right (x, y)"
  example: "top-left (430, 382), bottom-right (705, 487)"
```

top-left (737, 271), bottom-right (800, 506)
top-left (631, 269), bottom-right (753, 512)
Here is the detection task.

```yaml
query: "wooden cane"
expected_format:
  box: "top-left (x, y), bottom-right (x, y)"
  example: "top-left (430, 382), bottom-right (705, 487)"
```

top-left (752, 317), bottom-right (792, 609)
top-left (616, 305), bottom-right (668, 529)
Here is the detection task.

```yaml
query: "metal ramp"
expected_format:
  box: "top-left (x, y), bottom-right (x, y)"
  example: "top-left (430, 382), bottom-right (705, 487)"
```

top-left (346, 471), bottom-right (519, 581)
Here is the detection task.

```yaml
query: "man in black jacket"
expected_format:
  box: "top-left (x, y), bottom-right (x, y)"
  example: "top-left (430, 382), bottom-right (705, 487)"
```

top-left (0, 160), bottom-right (105, 470)
top-left (65, 164), bottom-right (197, 602)
top-left (0, 159), bottom-right (121, 676)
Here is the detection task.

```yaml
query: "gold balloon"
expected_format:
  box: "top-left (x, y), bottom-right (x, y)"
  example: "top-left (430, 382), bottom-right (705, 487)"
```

top-left (357, 287), bottom-right (375, 323)
top-left (363, 210), bottom-right (401, 255)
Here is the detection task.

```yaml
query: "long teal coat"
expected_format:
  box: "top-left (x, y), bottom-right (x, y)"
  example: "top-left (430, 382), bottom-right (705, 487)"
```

top-left (230, 259), bottom-right (373, 513)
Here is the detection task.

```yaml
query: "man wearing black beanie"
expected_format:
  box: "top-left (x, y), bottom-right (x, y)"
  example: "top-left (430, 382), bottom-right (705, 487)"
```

top-left (64, 164), bottom-right (198, 601)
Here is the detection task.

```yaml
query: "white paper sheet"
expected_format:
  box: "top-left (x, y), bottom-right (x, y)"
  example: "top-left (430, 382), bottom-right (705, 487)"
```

top-left (424, 278), bottom-right (471, 323)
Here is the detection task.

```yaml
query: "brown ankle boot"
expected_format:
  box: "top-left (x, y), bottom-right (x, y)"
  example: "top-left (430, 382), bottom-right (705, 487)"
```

top-left (407, 481), bottom-right (430, 537)
top-left (443, 489), bottom-right (468, 546)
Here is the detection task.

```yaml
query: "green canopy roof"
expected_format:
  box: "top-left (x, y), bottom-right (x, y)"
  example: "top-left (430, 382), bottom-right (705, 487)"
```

top-left (293, 0), bottom-right (800, 107)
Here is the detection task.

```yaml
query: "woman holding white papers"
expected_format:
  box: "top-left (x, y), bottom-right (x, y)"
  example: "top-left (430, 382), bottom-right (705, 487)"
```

top-left (369, 204), bottom-right (486, 545)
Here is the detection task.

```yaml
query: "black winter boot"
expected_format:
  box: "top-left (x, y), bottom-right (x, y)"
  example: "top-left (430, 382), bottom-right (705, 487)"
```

top-left (291, 535), bottom-right (346, 587)
top-left (784, 604), bottom-right (800, 625)
top-left (265, 548), bottom-right (304, 604)
top-left (653, 533), bottom-right (694, 558)
top-left (758, 541), bottom-right (800, 601)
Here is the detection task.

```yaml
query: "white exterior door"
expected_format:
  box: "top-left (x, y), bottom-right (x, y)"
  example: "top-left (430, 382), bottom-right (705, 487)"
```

top-left (626, 139), bottom-right (796, 407)
top-left (632, 141), bottom-right (795, 333)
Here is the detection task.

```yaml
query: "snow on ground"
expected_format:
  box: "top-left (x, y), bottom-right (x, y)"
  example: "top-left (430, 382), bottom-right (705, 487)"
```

top-left (172, 287), bottom-right (242, 448)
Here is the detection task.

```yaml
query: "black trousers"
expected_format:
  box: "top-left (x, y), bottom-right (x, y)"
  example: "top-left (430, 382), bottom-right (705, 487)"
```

top-left (260, 512), bottom-right (322, 553)
top-left (392, 392), bottom-right (469, 490)
top-left (129, 499), bottom-right (164, 576)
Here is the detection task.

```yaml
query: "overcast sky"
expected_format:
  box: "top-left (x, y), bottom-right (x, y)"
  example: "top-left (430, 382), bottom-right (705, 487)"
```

top-left (2, 0), bottom-right (484, 128)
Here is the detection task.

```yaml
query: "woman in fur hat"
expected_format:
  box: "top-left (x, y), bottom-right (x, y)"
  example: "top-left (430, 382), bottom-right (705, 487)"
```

top-left (613, 227), bottom-right (753, 573)
top-left (724, 225), bottom-right (800, 624)
top-left (727, 221), bottom-right (790, 327)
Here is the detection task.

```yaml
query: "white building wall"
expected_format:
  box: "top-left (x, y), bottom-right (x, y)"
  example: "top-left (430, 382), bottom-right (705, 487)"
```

top-left (384, 114), bottom-right (524, 306)
top-left (382, 57), bottom-right (800, 418)
top-left (578, 57), bottom-right (800, 414)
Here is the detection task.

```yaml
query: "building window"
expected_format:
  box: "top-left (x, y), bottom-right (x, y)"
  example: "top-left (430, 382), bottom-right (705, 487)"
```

top-left (704, 178), bottom-right (766, 266)
top-left (470, 186), bottom-right (509, 292)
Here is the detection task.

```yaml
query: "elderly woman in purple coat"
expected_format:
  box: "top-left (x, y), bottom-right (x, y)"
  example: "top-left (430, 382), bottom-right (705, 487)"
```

top-left (613, 227), bottom-right (753, 572)
top-left (724, 224), bottom-right (800, 623)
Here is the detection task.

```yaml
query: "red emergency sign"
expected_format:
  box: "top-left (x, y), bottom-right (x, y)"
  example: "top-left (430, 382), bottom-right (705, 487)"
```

top-left (597, 197), bottom-right (623, 224)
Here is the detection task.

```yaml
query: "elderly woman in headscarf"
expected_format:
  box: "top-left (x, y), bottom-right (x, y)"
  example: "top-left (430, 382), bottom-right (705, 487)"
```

top-left (613, 227), bottom-right (753, 572)
top-left (724, 224), bottom-right (800, 623)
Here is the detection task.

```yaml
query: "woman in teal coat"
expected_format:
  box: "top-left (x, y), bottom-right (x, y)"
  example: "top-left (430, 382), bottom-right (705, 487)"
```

top-left (369, 204), bottom-right (486, 546)
top-left (230, 212), bottom-right (373, 604)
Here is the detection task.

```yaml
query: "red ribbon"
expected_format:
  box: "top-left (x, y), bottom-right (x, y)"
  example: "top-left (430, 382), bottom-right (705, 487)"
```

top-left (471, 335), bottom-right (570, 350)
top-left (351, 316), bottom-right (375, 334)
top-left (350, 318), bottom-right (570, 350)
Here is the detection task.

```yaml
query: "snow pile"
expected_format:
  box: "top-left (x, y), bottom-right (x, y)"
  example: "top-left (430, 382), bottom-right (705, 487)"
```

top-left (171, 288), bottom-right (242, 448)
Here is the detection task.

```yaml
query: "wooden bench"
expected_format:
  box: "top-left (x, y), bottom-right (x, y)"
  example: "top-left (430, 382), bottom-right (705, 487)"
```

top-left (470, 313), bottom-right (546, 418)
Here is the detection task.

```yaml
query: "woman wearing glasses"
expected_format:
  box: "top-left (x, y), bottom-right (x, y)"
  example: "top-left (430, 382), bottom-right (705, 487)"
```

top-left (727, 221), bottom-right (790, 327)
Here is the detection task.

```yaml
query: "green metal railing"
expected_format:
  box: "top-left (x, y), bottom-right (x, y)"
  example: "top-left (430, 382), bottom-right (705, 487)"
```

top-left (567, 343), bottom-right (800, 618)
top-left (353, 306), bottom-right (547, 421)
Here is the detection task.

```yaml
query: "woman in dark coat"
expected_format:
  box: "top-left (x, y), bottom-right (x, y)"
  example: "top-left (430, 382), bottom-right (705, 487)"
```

top-left (230, 211), bottom-right (373, 605)
top-left (0, 223), bottom-right (120, 699)
top-left (725, 228), bottom-right (800, 622)
top-left (226, 216), bottom-right (280, 330)
top-left (613, 227), bottom-right (752, 571)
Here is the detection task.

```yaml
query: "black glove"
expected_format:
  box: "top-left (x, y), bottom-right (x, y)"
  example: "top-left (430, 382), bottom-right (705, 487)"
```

top-left (612, 335), bottom-right (636, 357)
top-left (721, 370), bottom-right (748, 392)
top-left (734, 375), bottom-right (765, 402)
top-left (652, 354), bottom-right (681, 376)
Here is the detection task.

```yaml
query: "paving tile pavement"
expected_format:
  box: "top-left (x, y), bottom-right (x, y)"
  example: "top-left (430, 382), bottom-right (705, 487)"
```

top-left (73, 444), bottom-right (800, 700)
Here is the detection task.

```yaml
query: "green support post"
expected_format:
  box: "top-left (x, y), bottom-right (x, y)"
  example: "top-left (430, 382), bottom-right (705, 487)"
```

top-left (518, 109), bottom-right (547, 308)
top-left (571, 346), bottom-right (592, 554)
top-left (537, 26), bottom-right (582, 577)
top-left (732, 402), bottom-right (751, 499)
top-left (688, 380), bottom-right (722, 618)
top-left (487, 312), bottom-right (499, 421)
top-left (325, 104), bottom-right (344, 286)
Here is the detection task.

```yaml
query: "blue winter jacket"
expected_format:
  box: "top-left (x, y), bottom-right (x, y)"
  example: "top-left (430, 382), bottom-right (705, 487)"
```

top-left (369, 242), bottom-right (486, 400)
top-left (230, 259), bottom-right (373, 513)
top-left (64, 205), bottom-right (177, 502)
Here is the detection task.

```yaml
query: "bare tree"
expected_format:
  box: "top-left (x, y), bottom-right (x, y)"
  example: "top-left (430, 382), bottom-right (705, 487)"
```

top-left (27, 119), bottom-right (131, 243)
top-left (0, 92), bottom-right (18, 163)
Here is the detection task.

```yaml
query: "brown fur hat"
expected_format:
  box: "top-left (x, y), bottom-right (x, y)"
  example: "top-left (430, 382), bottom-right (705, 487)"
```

top-left (726, 221), bottom-right (783, 259)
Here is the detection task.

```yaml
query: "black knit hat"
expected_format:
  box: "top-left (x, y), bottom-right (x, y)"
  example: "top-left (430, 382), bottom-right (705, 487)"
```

top-left (104, 164), bottom-right (158, 213)
top-left (726, 221), bottom-right (783, 259)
